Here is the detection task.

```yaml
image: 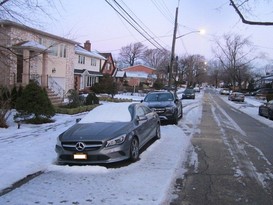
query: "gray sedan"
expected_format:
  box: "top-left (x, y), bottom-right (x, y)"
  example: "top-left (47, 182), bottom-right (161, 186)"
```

top-left (55, 102), bottom-right (161, 164)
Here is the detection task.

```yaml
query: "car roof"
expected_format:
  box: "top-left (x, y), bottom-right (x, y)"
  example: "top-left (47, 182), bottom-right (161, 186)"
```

top-left (148, 90), bottom-right (172, 93)
top-left (79, 102), bottom-right (133, 123)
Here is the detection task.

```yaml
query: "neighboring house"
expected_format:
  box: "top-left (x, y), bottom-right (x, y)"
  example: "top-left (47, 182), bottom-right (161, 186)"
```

top-left (0, 21), bottom-right (118, 100)
top-left (121, 65), bottom-right (157, 87)
top-left (0, 20), bottom-right (78, 99)
top-left (100, 53), bottom-right (117, 77)
top-left (254, 74), bottom-right (273, 89)
top-left (74, 40), bottom-right (105, 91)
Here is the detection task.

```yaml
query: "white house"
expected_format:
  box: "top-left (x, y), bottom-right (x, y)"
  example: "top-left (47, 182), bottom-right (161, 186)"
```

top-left (74, 41), bottom-right (106, 91)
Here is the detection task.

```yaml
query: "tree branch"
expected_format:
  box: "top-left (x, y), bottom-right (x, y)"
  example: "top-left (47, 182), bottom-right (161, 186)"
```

top-left (230, 0), bottom-right (273, 26)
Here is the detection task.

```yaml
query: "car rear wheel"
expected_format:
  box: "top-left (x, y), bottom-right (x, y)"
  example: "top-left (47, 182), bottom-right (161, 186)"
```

top-left (129, 137), bottom-right (139, 162)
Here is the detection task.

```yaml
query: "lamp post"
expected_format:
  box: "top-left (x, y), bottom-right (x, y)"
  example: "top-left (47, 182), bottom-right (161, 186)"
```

top-left (167, 7), bottom-right (178, 91)
top-left (167, 6), bottom-right (205, 91)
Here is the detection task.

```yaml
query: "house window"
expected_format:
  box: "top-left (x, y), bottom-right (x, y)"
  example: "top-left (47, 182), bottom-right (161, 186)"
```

top-left (39, 38), bottom-right (59, 56)
top-left (48, 41), bottom-right (58, 56)
top-left (106, 63), bottom-right (111, 70)
top-left (59, 44), bottom-right (67, 58)
top-left (87, 76), bottom-right (95, 87)
top-left (91, 58), bottom-right (96, 66)
top-left (78, 55), bottom-right (85, 64)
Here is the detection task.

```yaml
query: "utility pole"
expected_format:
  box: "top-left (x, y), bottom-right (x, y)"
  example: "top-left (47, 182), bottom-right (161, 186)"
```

top-left (168, 6), bottom-right (179, 91)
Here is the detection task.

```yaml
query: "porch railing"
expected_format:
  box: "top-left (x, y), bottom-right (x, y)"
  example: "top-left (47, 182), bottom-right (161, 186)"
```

top-left (47, 75), bottom-right (65, 100)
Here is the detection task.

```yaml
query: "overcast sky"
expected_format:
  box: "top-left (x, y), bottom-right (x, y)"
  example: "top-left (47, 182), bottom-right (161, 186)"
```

top-left (39, 0), bottom-right (273, 67)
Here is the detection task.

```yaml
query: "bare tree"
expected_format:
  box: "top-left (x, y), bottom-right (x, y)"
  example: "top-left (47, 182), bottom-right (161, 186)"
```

top-left (180, 54), bottom-right (206, 87)
top-left (142, 48), bottom-right (170, 69)
top-left (213, 33), bottom-right (255, 90)
top-left (230, 0), bottom-right (273, 26)
top-left (0, 0), bottom-right (58, 25)
top-left (207, 60), bottom-right (222, 88)
top-left (117, 42), bottom-right (146, 68)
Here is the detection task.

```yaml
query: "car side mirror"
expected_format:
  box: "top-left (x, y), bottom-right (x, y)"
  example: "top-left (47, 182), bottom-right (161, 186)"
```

top-left (140, 100), bottom-right (143, 103)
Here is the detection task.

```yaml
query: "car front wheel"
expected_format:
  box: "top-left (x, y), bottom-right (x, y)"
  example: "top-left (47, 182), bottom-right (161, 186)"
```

top-left (129, 137), bottom-right (139, 162)
top-left (155, 125), bottom-right (161, 139)
top-left (269, 110), bottom-right (273, 120)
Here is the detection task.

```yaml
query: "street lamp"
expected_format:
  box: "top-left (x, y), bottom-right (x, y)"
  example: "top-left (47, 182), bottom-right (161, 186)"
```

top-left (176, 29), bottom-right (205, 39)
top-left (167, 24), bottom-right (205, 91)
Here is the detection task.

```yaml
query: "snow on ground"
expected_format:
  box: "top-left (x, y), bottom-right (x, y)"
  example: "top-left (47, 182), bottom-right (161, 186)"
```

top-left (0, 89), bottom-right (192, 204)
top-left (216, 90), bottom-right (273, 128)
top-left (0, 88), bottom-right (271, 204)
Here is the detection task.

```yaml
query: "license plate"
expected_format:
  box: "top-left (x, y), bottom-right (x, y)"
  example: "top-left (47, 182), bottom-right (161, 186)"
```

top-left (73, 153), bottom-right (87, 160)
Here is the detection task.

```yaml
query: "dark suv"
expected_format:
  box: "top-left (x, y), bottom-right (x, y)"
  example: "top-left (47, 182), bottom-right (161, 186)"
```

top-left (141, 91), bottom-right (183, 124)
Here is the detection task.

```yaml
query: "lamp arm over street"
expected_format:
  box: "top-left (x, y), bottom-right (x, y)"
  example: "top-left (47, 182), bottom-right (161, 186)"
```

top-left (176, 30), bottom-right (201, 39)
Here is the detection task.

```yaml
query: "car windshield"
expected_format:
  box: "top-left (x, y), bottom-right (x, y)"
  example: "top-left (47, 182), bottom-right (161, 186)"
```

top-left (79, 102), bottom-right (133, 123)
top-left (184, 89), bottom-right (194, 94)
top-left (144, 93), bottom-right (174, 102)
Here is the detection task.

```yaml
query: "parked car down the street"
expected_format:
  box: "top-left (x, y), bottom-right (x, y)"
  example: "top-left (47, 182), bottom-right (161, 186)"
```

top-left (193, 87), bottom-right (200, 92)
top-left (182, 88), bottom-right (195, 99)
top-left (55, 102), bottom-right (161, 164)
top-left (259, 100), bottom-right (273, 120)
top-left (228, 92), bottom-right (245, 102)
top-left (252, 88), bottom-right (273, 100)
top-left (141, 90), bottom-right (183, 125)
top-left (219, 88), bottom-right (230, 95)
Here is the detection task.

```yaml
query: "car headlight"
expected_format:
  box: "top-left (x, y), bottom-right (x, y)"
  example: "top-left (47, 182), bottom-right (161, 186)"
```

top-left (166, 106), bottom-right (176, 113)
top-left (56, 136), bottom-right (62, 146)
top-left (106, 134), bottom-right (126, 147)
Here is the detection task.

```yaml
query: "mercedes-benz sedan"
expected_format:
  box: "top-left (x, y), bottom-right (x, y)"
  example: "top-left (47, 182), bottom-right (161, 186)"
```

top-left (55, 102), bottom-right (161, 164)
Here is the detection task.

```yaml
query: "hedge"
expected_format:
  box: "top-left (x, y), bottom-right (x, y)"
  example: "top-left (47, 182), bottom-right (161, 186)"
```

top-left (55, 104), bottom-right (99, 115)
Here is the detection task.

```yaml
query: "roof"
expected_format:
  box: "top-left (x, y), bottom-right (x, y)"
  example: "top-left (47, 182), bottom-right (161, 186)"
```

top-left (115, 71), bottom-right (126, 78)
top-left (0, 20), bottom-right (78, 45)
top-left (74, 69), bottom-right (103, 76)
top-left (99, 53), bottom-right (111, 58)
top-left (126, 71), bottom-right (157, 79)
top-left (126, 71), bottom-right (149, 78)
top-left (122, 64), bottom-right (156, 71)
top-left (75, 45), bottom-right (106, 60)
top-left (12, 41), bottom-right (48, 52)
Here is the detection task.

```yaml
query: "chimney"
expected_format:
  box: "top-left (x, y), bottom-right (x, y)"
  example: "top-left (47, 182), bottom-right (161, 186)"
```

top-left (84, 40), bottom-right (91, 51)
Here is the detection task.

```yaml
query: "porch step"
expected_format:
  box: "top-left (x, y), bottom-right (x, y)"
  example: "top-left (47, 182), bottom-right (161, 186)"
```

top-left (46, 88), bottom-right (63, 106)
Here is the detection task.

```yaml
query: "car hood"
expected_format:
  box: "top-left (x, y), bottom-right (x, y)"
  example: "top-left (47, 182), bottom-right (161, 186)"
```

top-left (59, 122), bottom-right (132, 141)
top-left (143, 101), bottom-right (174, 108)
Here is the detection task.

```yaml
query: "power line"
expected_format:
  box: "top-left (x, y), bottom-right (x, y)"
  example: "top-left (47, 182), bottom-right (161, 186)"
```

top-left (105, 0), bottom-right (166, 50)
top-left (119, 0), bottom-right (169, 48)
top-left (112, 0), bottom-right (165, 49)
top-left (150, 0), bottom-right (174, 24)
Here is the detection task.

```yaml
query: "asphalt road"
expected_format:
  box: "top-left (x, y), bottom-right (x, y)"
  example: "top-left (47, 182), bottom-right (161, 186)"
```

top-left (171, 89), bottom-right (273, 205)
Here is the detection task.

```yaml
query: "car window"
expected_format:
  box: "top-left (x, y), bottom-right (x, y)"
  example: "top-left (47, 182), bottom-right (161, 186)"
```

top-left (184, 89), bottom-right (194, 94)
top-left (141, 105), bottom-right (152, 115)
top-left (135, 106), bottom-right (145, 117)
top-left (144, 93), bottom-right (173, 102)
top-left (145, 94), bottom-right (157, 102)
